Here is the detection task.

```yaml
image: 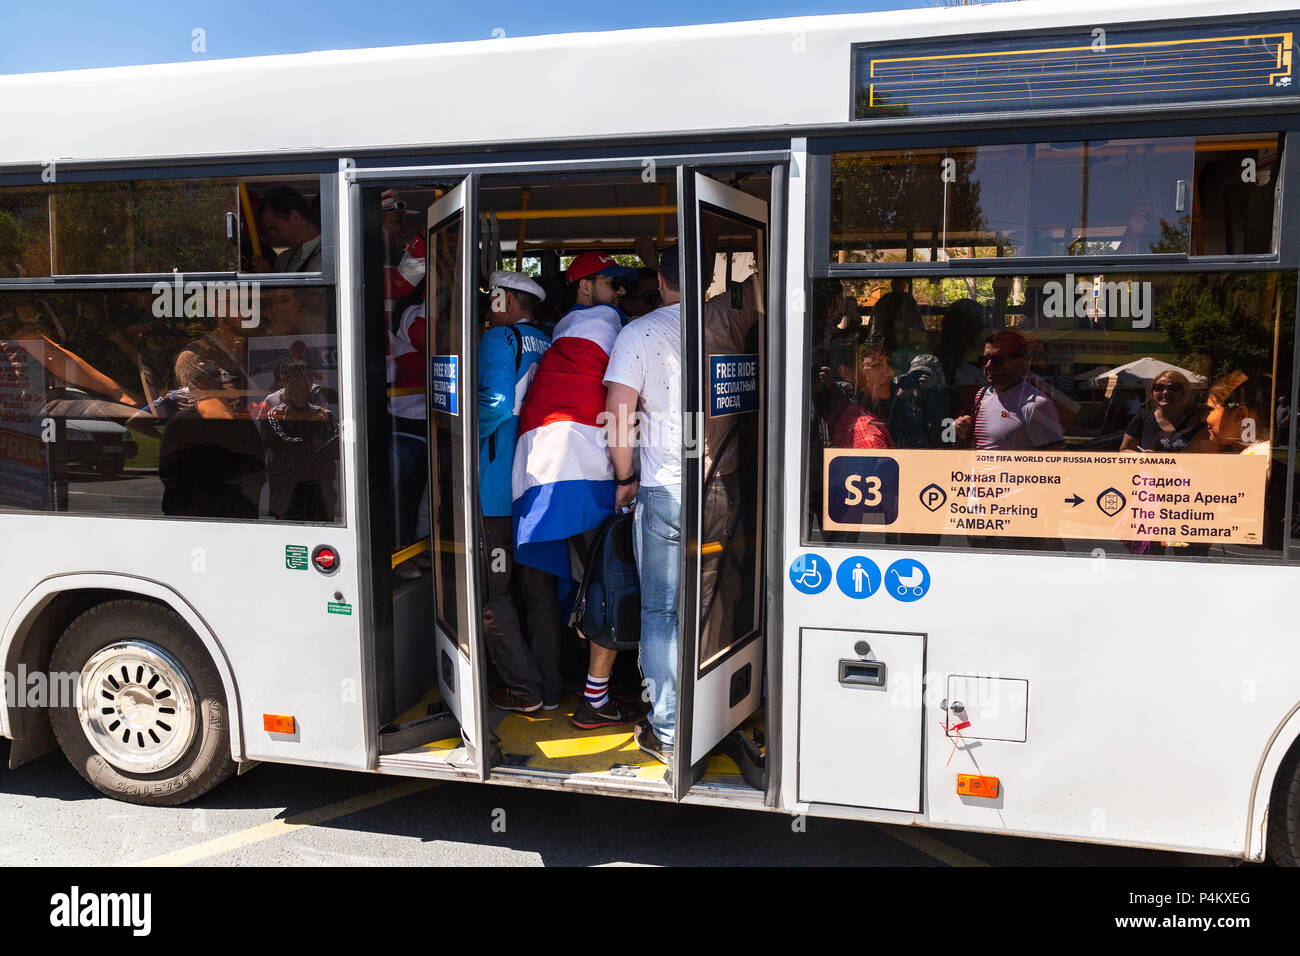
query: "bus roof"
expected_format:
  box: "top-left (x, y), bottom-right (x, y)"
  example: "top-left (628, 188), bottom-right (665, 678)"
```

top-left (0, 0), bottom-right (1294, 169)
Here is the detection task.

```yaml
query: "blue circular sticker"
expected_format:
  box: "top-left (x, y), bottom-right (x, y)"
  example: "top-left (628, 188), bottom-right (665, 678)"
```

top-left (789, 554), bottom-right (832, 594)
top-left (835, 556), bottom-right (882, 599)
top-left (885, 558), bottom-right (931, 602)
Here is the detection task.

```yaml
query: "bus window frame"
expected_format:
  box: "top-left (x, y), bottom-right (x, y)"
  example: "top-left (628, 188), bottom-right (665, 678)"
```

top-left (800, 113), bottom-right (1300, 563)
top-left (0, 162), bottom-right (338, 287)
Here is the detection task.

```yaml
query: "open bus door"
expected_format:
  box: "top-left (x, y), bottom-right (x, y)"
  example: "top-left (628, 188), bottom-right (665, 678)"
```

top-left (675, 170), bottom-right (770, 796)
top-left (424, 181), bottom-right (488, 773)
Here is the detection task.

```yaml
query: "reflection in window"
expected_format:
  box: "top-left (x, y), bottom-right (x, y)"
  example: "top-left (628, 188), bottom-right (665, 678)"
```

top-left (0, 186), bottom-right (51, 278)
top-left (830, 134), bottom-right (1280, 262)
top-left (0, 288), bottom-right (341, 523)
top-left (806, 271), bottom-right (1294, 559)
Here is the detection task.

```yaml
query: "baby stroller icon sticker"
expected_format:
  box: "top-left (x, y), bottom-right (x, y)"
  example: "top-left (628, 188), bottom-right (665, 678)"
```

top-left (885, 559), bottom-right (930, 602)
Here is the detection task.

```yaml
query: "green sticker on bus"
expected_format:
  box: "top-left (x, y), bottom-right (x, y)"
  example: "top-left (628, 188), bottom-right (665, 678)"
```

top-left (327, 601), bottom-right (352, 616)
top-left (286, 545), bottom-right (309, 570)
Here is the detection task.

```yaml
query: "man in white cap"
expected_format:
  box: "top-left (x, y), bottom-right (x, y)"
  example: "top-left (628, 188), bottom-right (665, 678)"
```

top-left (479, 270), bottom-right (563, 712)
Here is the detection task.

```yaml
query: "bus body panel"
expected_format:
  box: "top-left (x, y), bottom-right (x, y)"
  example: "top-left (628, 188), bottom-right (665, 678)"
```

top-left (0, 0), bottom-right (1295, 168)
top-left (784, 551), bottom-right (1300, 856)
top-left (0, 516), bottom-right (370, 770)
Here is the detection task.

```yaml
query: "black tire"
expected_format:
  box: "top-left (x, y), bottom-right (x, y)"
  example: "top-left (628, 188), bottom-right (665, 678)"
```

top-left (93, 459), bottom-right (125, 479)
top-left (1268, 740), bottom-right (1300, 866)
top-left (49, 599), bottom-right (237, 806)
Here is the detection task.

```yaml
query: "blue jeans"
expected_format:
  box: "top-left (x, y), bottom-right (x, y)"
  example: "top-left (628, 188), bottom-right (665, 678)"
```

top-left (634, 483), bottom-right (681, 745)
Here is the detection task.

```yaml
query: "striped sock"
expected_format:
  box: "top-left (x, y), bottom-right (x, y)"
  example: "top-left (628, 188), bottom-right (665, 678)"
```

top-left (585, 674), bottom-right (610, 710)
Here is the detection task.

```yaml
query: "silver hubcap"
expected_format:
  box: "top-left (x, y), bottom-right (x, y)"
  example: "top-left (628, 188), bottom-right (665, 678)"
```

top-left (77, 641), bottom-right (197, 773)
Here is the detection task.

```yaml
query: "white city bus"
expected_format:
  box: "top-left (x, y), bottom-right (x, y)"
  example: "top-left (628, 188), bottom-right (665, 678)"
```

top-left (2, 0), bottom-right (1300, 865)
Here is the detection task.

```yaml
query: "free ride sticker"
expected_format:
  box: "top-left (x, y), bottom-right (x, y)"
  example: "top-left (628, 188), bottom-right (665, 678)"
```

top-left (823, 449), bottom-right (1269, 544)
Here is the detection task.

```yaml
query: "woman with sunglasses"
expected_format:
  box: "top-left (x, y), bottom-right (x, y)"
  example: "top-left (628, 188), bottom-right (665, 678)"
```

top-left (1120, 369), bottom-right (1204, 452)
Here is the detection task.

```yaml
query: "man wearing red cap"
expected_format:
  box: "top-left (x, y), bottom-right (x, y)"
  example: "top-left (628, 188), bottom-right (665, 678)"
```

top-left (512, 251), bottom-right (640, 728)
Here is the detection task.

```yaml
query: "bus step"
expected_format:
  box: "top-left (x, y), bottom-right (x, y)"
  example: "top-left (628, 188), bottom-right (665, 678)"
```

top-left (378, 709), bottom-right (461, 755)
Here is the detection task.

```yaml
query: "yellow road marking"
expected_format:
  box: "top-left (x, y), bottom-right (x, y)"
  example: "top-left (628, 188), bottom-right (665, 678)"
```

top-left (131, 779), bottom-right (437, 867)
top-left (872, 824), bottom-right (989, 867)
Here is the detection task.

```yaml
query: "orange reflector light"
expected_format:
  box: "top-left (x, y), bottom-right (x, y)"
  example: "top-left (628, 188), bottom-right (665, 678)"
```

top-left (263, 714), bottom-right (295, 734)
top-left (956, 774), bottom-right (999, 798)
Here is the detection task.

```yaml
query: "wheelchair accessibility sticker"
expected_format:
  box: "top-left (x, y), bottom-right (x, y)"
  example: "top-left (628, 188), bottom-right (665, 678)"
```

top-left (789, 554), bottom-right (832, 595)
top-left (885, 558), bottom-right (930, 602)
top-left (836, 556), bottom-right (881, 599)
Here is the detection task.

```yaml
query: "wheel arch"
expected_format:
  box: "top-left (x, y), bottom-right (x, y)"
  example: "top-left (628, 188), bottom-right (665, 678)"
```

top-left (0, 574), bottom-right (244, 764)
top-left (1248, 702), bottom-right (1300, 861)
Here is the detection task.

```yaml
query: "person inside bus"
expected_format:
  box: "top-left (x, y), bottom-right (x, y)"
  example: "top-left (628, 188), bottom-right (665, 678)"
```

top-left (478, 270), bottom-right (563, 714)
top-left (159, 349), bottom-right (264, 519)
top-left (953, 329), bottom-right (1064, 450)
top-left (621, 268), bottom-right (662, 320)
top-left (513, 251), bottom-right (641, 728)
top-left (250, 186), bottom-right (322, 273)
top-left (868, 277), bottom-right (924, 356)
top-left (1120, 369), bottom-right (1206, 453)
top-left (258, 358), bottom-right (339, 522)
top-left (605, 246), bottom-right (683, 764)
top-left (827, 337), bottom-right (895, 450)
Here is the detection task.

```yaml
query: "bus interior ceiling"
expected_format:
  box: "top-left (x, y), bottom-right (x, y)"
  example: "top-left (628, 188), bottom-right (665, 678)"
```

top-left (380, 168), bottom-right (771, 791)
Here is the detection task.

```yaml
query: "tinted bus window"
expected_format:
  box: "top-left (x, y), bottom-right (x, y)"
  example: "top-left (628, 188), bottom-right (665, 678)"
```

top-left (805, 270), bottom-right (1294, 560)
top-left (0, 186), bottom-right (52, 278)
top-left (830, 135), bottom-right (1280, 262)
top-left (0, 286), bottom-right (341, 523)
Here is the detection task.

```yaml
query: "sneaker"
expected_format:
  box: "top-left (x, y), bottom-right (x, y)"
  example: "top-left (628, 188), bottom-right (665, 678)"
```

top-left (633, 719), bottom-right (673, 765)
top-left (489, 687), bottom-right (542, 713)
top-left (541, 698), bottom-right (562, 712)
top-left (571, 696), bottom-right (638, 729)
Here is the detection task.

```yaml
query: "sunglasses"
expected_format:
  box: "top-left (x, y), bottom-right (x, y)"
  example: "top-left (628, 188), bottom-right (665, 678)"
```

top-left (982, 351), bottom-right (1025, 365)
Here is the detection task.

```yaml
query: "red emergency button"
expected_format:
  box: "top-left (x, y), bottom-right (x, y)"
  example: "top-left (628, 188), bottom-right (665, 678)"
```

top-left (311, 545), bottom-right (340, 575)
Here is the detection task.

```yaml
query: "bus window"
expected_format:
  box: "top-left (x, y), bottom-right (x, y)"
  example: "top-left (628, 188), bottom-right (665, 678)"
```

top-left (0, 286), bottom-right (341, 523)
top-left (0, 185), bottom-right (51, 278)
top-left (805, 270), bottom-right (1295, 560)
top-left (50, 178), bottom-right (241, 275)
top-left (830, 134), bottom-right (1281, 263)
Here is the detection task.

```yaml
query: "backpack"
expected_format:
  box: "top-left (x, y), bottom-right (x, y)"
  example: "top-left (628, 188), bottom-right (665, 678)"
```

top-left (570, 511), bottom-right (641, 651)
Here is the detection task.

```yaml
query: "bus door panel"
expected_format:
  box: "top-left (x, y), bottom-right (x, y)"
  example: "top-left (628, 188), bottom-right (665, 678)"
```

top-left (677, 171), bottom-right (769, 790)
top-left (425, 181), bottom-right (488, 770)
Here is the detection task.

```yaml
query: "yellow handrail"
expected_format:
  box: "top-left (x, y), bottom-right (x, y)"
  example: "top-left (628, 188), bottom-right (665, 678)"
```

top-left (391, 537), bottom-right (430, 569)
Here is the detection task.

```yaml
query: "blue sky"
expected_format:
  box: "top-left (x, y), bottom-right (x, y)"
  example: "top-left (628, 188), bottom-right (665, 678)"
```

top-left (0, 0), bottom-right (930, 74)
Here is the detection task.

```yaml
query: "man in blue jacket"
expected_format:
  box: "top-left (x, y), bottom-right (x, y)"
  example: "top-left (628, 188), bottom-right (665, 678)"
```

top-left (479, 270), bottom-right (561, 712)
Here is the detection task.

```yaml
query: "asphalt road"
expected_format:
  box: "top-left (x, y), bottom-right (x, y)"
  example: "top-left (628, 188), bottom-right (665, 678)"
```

top-left (0, 738), bottom-right (1242, 867)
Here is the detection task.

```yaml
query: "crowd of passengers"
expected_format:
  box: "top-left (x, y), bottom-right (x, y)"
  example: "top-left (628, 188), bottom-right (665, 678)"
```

top-left (379, 181), bottom-right (757, 764)
top-left (808, 276), bottom-right (1285, 552)
top-left (810, 276), bottom-right (1276, 458)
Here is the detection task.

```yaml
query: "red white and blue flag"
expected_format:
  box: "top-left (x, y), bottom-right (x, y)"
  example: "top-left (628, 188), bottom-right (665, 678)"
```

top-left (512, 304), bottom-right (621, 584)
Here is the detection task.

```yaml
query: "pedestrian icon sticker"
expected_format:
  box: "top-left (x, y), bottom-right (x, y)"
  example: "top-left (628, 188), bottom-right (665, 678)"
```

top-left (789, 554), bottom-right (832, 595)
top-left (836, 556), bottom-right (882, 599)
top-left (885, 558), bottom-right (930, 602)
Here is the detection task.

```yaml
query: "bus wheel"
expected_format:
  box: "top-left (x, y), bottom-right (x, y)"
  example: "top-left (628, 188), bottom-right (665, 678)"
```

top-left (1270, 742), bottom-right (1300, 866)
top-left (49, 600), bottom-right (237, 806)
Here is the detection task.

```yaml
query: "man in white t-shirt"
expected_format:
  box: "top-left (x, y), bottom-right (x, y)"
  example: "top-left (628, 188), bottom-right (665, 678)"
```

top-left (955, 329), bottom-right (1064, 450)
top-left (604, 245), bottom-right (682, 764)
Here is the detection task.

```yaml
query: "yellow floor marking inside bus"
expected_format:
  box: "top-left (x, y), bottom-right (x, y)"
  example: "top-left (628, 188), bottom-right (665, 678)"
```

top-left (394, 686), bottom-right (757, 782)
top-left (130, 779), bottom-right (438, 867)
top-left (494, 693), bottom-right (742, 781)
